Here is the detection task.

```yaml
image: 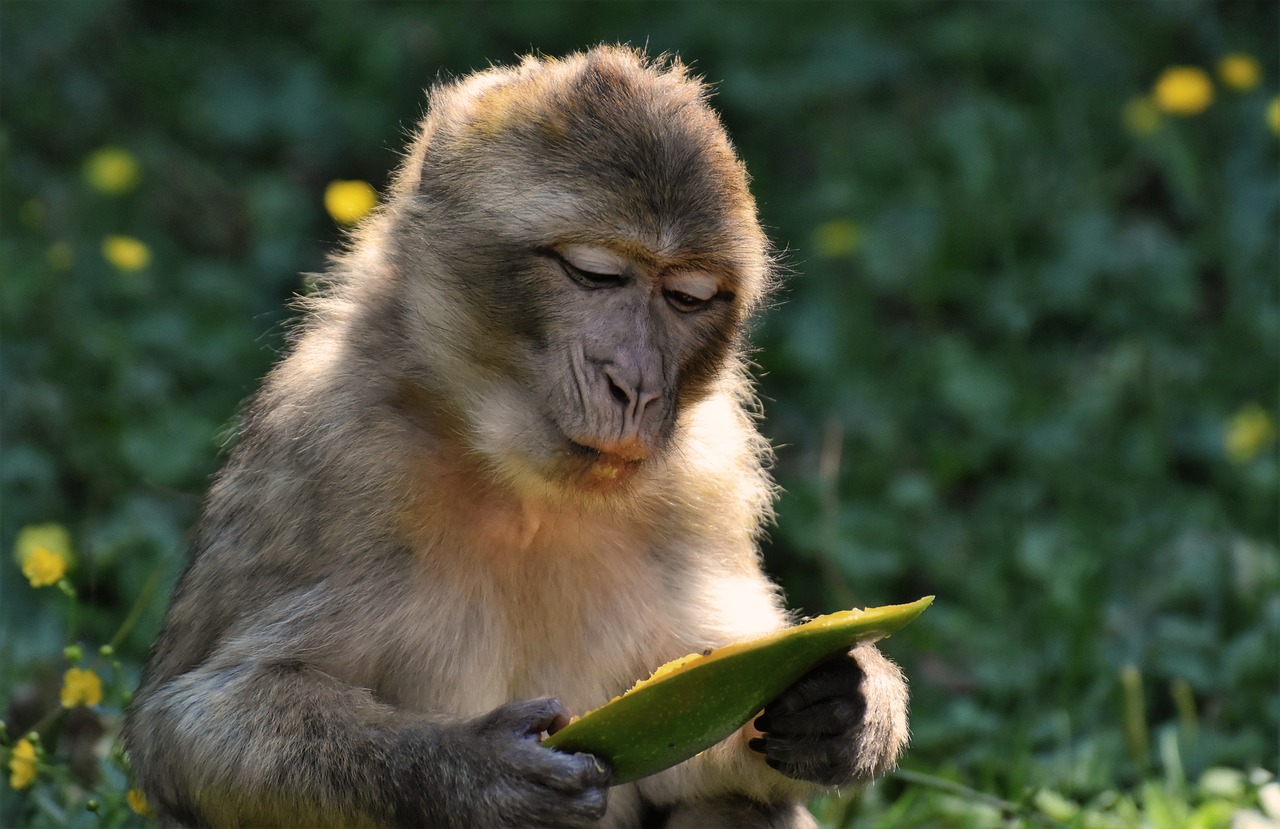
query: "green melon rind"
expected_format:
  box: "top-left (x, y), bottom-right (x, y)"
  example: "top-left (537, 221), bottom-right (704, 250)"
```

top-left (543, 596), bottom-right (934, 785)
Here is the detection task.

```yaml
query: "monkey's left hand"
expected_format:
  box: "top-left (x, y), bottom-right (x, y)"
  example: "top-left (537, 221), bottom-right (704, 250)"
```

top-left (748, 644), bottom-right (908, 786)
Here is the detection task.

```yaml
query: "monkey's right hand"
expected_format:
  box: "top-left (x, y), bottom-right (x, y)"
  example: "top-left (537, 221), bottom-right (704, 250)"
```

top-left (445, 697), bottom-right (611, 828)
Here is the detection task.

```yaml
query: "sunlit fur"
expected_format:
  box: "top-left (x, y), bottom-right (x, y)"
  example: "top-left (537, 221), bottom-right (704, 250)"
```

top-left (124, 46), bottom-right (907, 829)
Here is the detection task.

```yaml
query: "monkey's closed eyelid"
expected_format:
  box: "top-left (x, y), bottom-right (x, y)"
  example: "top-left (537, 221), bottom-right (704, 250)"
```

top-left (556, 244), bottom-right (629, 277)
top-left (663, 289), bottom-right (714, 313)
top-left (538, 248), bottom-right (628, 288)
top-left (664, 272), bottom-right (719, 302)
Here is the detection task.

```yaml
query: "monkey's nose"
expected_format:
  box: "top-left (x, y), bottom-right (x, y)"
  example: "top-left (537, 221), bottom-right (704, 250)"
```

top-left (603, 367), bottom-right (660, 434)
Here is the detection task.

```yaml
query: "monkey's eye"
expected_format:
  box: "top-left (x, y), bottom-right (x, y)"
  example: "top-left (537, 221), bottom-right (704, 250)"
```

top-left (544, 245), bottom-right (629, 289)
top-left (664, 289), bottom-right (712, 313)
top-left (560, 259), bottom-right (627, 289)
top-left (663, 272), bottom-right (719, 313)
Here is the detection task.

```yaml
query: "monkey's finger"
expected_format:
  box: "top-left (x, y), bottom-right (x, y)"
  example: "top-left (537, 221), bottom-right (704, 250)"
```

top-left (757, 732), bottom-right (838, 767)
top-left (762, 656), bottom-right (863, 717)
top-left (503, 776), bottom-right (609, 829)
top-left (482, 697), bottom-right (572, 737)
top-left (520, 782), bottom-right (609, 829)
top-left (764, 752), bottom-right (856, 787)
top-left (556, 784), bottom-right (609, 827)
top-left (504, 752), bottom-right (610, 827)
top-left (755, 694), bottom-right (865, 738)
top-left (522, 745), bottom-right (612, 794)
top-left (759, 737), bottom-right (856, 786)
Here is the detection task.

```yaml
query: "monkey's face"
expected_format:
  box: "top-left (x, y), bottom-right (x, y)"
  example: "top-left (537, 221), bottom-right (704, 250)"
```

top-left (526, 239), bottom-right (743, 492)
top-left (402, 225), bottom-right (757, 500)
top-left (388, 48), bottom-right (772, 499)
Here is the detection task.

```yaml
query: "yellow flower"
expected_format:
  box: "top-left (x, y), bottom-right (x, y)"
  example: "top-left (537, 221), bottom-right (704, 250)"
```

top-left (1122, 96), bottom-right (1162, 137)
top-left (1217, 54), bottom-right (1261, 91)
top-left (8, 738), bottom-right (37, 790)
top-left (15, 523), bottom-right (73, 588)
top-left (22, 546), bottom-right (66, 588)
top-left (1225, 404), bottom-right (1277, 464)
top-left (324, 179), bottom-right (378, 226)
top-left (812, 219), bottom-right (862, 258)
top-left (1268, 96), bottom-right (1280, 137)
top-left (84, 146), bottom-right (140, 194)
top-left (61, 667), bottom-right (103, 708)
top-left (102, 235), bottom-right (151, 271)
top-left (128, 788), bottom-right (155, 817)
top-left (1153, 66), bottom-right (1214, 116)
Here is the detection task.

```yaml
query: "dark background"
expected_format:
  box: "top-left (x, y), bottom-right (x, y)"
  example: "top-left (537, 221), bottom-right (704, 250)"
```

top-left (2, 2), bottom-right (1277, 825)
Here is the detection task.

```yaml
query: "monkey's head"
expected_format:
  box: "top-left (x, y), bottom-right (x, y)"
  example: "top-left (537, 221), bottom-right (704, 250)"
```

top-left (374, 46), bottom-right (772, 499)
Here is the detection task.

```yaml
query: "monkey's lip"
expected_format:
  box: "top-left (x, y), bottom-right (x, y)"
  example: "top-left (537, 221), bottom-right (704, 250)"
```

top-left (562, 437), bottom-right (647, 488)
top-left (565, 437), bottom-right (649, 463)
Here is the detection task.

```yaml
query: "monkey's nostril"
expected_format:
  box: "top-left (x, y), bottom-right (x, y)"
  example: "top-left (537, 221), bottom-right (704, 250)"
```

top-left (608, 378), bottom-right (631, 405)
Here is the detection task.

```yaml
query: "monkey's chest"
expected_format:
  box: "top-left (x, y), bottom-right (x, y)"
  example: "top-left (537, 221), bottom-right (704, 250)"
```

top-left (395, 525), bottom-right (679, 718)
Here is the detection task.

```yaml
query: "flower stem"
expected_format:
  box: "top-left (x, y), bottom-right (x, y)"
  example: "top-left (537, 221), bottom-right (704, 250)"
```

top-left (893, 768), bottom-right (1025, 814)
top-left (108, 567), bottom-right (164, 653)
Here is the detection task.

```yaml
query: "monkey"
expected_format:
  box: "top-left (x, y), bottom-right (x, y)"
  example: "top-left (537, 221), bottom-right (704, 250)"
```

top-left (123, 45), bottom-right (910, 829)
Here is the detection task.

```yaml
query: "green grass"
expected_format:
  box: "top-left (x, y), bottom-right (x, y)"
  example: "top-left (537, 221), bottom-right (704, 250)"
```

top-left (2, 2), bottom-right (1277, 826)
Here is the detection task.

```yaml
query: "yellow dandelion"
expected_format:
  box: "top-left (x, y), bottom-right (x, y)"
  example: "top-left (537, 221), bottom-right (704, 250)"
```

top-left (102, 235), bottom-right (151, 271)
top-left (15, 523), bottom-right (73, 588)
top-left (1153, 66), bottom-right (1214, 116)
top-left (324, 179), bottom-right (378, 227)
top-left (46, 241), bottom-right (75, 271)
top-left (813, 219), bottom-right (862, 258)
top-left (1225, 404), bottom-right (1277, 464)
top-left (22, 546), bottom-right (66, 588)
top-left (128, 788), bottom-right (155, 818)
top-left (1122, 96), bottom-right (1162, 137)
top-left (60, 667), bottom-right (103, 708)
top-left (1268, 96), bottom-right (1280, 137)
top-left (84, 146), bottom-right (141, 195)
top-left (8, 738), bottom-right (37, 790)
top-left (1217, 54), bottom-right (1260, 92)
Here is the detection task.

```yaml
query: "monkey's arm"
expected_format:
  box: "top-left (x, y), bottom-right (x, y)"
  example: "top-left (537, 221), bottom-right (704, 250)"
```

top-left (127, 627), bottom-right (609, 828)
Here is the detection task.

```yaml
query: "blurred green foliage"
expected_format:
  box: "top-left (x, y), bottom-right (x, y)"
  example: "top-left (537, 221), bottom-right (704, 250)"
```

top-left (2, 1), bottom-right (1277, 826)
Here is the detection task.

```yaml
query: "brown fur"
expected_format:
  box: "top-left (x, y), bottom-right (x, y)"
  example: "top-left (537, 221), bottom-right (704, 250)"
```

top-left (124, 46), bottom-right (908, 828)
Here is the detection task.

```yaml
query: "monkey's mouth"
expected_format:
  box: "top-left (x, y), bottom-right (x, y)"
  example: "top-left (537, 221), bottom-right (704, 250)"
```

top-left (561, 437), bottom-right (646, 489)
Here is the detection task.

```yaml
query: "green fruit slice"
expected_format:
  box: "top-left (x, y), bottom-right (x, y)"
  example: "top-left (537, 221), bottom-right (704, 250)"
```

top-left (543, 596), bottom-right (934, 785)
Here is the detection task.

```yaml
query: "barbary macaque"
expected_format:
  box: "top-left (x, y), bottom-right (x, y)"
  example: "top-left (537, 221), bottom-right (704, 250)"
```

top-left (124, 45), bottom-right (909, 828)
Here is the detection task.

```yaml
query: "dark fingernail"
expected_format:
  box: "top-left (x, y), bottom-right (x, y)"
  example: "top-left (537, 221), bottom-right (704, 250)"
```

top-left (748, 737), bottom-right (767, 753)
top-left (754, 715), bottom-right (771, 731)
